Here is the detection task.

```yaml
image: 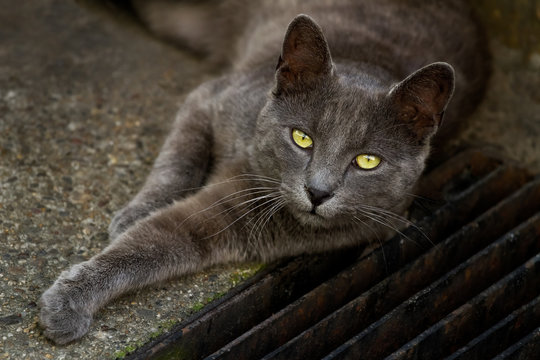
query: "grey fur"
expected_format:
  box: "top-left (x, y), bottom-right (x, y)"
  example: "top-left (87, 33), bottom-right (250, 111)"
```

top-left (40, 0), bottom-right (489, 344)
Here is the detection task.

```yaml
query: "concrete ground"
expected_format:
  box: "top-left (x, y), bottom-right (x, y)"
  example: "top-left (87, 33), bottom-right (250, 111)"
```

top-left (0, 1), bottom-right (538, 359)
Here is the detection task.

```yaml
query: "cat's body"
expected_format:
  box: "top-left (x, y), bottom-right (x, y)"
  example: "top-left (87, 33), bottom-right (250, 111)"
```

top-left (40, 0), bottom-right (489, 344)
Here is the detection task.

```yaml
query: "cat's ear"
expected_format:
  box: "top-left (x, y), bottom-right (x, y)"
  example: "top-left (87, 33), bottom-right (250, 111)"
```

top-left (389, 62), bottom-right (455, 141)
top-left (274, 14), bottom-right (333, 94)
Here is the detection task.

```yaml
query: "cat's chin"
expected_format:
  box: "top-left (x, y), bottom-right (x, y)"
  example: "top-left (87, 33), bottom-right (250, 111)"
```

top-left (291, 209), bottom-right (344, 229)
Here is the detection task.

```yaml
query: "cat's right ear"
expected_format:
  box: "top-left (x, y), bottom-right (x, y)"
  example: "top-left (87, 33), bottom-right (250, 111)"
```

top-left (274, 14), bottom-right (333, 95)
top-left (388, 62), bottom-right (455, 142)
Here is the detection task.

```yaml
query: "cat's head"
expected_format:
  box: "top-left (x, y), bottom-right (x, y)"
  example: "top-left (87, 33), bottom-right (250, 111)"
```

top-left (252, 14), bottom-right (454, 228)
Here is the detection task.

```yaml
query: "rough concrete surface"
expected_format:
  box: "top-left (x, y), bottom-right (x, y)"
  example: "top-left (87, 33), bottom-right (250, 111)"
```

top-left (0, 0), bottom-right (539, 359)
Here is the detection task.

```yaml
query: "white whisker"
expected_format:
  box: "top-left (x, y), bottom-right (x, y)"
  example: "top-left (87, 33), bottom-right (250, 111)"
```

top-left (248, 197), bottom-right (286, 243)
top-left (172, 186), bottom-right (278, 233)
top-left (357, 204), bottom-right (432, 246)
top-left (352, 215), bottom-right (388, 273)
top-left (172, 173), bottom-right (281, 195)
top-left (354, 208), bottom-right (424, 250)
top-left (243, 197), bottom-right (285, 255)
top-left (201, 195), bottom-right (283, 240)
top-left (209, 192), bottom-right (280, 224)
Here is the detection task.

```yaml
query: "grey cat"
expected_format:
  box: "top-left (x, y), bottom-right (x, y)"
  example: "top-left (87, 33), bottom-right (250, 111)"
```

top-left (39, 0), bottom-right (489, 344)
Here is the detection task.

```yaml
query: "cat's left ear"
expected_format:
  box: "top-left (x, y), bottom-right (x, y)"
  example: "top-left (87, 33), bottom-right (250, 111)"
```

top-left (274, 14), bottom-right (333, 95)
top-left (389, 62), bottom-right (455, 141)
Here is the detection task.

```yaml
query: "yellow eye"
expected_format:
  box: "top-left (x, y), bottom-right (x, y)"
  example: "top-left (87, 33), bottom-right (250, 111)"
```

top-left (292, 129), bottom-right (313, 149)
top-left (355, 154), bottom-right (381, 170)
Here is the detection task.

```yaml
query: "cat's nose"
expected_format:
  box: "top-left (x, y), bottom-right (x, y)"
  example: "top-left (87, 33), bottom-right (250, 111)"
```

top-left (306, 186), bottom-right (334, 207)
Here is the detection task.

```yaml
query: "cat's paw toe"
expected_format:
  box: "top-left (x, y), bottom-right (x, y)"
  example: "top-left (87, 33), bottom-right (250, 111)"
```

top-left (39, 283), bottom-right (92, 344)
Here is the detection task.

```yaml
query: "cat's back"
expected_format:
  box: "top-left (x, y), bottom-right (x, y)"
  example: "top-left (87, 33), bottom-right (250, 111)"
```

top-left (235, 0), bottom-right (484, 70)
top-left (136, 0), bottom-right (487, 76)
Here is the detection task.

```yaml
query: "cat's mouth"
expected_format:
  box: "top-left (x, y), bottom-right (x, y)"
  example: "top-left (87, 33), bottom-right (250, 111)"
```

top-left (283, 189), bottom-right (340, 227)
top-left (290, 204), bottom-right (343, 228)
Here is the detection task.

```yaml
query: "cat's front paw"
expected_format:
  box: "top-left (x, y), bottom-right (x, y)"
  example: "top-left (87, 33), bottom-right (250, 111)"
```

top-left (39, 278), bottom-right (92, 344)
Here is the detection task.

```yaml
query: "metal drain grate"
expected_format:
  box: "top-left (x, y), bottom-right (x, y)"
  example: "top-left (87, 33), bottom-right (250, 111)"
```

top-left (129, 150), bottom-right (540, 360)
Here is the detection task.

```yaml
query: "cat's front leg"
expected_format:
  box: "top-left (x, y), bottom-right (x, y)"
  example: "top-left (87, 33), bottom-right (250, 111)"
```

top-left (40, 171), bottom-right (251, 344)
top-left (40, 231), bottom-right (200, 343)
top-left (40, 219), bottom-right (208, 344)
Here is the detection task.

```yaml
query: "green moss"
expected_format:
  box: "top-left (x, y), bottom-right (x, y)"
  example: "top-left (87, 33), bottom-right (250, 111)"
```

top-left (185, 264), bottom-right (262, 315)
top-left (189, 291), bottom-right (225, 313)
top-left (113, 319), bottom-right (179, 359)
top-left (229, 263), bottom-right (264, 286)
top-left (114, 342), bottom-right (141, 359)
top-left (149, 319), bottom-right (178, 339)
top-left (208, 291), bottom-right (226, 302)
top-left (191, 302), bottom-right (205, 312)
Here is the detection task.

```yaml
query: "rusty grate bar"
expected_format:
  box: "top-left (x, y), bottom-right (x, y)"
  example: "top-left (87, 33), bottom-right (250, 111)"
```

top-left (386, 216), bottom-right (540, 359)
top-left (494, 327), bottom-right (540, 360)
top-left (416, 149), bottom-right (502, 202)
top-left (326, 252), bottom-right (540, 360)
top-left (446, 296), bottom-right (540, 360)
top-left (128, 150), bottom-right (540, 360)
